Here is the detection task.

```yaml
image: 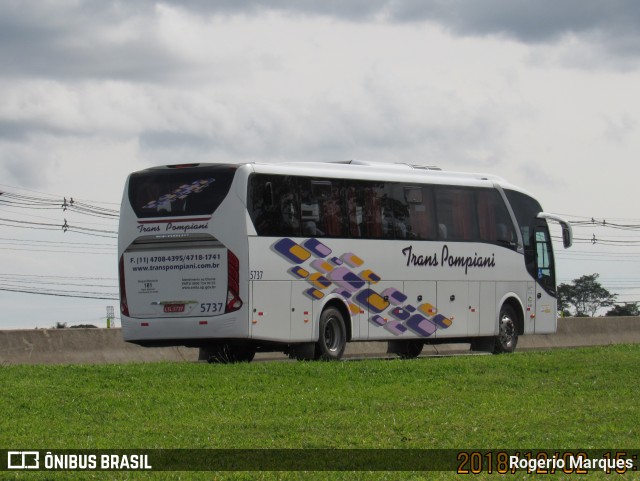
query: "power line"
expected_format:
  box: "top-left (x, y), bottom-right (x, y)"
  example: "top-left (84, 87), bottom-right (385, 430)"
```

top-left (0, 286), bottom-right (118, 300)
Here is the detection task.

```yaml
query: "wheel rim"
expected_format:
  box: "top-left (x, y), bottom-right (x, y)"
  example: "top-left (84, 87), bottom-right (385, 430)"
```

top-left (323, 316), bottom-right (343, 353)
top-left (499, 313), bottom-right (515, 349)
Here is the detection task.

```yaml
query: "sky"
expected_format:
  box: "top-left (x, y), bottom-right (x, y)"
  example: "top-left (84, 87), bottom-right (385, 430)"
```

top-left (1, 0), bottom-right (639, 329)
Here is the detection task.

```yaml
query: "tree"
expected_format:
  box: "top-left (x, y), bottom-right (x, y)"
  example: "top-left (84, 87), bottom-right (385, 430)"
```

top-left (606, 303), bottom-right (640, 317)
top-left (557, 273), bottom-right (617, 317)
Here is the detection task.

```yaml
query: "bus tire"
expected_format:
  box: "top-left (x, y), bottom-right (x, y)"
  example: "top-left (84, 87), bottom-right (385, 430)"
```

top-left (388, 340), bottom-right (424, 359)
top-left (288, 343), bottom-right (316, 361)
top-left (200, 344), bottom-right (255, 363)
top-left (493, 304), bottom-right (518, 354)
top-left (316, 307), bottom-right (346, 360)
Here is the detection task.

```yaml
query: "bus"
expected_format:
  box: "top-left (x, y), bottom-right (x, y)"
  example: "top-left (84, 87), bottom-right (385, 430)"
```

top-left (118, 161), bottom-right (572, 362)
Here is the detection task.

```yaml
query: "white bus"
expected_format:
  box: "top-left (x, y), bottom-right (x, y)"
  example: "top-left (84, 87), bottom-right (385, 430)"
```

top-left (118, 161), bottom-right (572, 362)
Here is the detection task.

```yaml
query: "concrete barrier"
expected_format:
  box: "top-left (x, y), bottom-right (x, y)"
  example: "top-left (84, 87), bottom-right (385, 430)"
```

top-left (0, 328), bottom-right (198, 365)
top-left (1, 317), bottom-right (639, 365)
top-left (518, 316), bottom-right (640, 350)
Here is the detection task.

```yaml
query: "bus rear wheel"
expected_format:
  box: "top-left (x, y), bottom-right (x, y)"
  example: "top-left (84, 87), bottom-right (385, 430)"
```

top-left (388, 340), bottom-right (424, 359)
top-left (199, 344), bottom-right (256, 363)
top-left (316, 307), bottom-right (346, 360)
top-left (493, 305), bottom-right (518, 354)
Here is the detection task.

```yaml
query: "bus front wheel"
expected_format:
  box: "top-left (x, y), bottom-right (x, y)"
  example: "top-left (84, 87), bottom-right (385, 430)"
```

top-left (316, 307), bottom-right (346, 360)
top-left (493, 305), bottom-right (518, 354)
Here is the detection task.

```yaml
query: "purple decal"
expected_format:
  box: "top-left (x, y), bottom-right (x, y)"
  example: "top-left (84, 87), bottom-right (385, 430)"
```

top-left (348, 303), bottom-right (361, 315)
top-left (307, 273), bottom-right (331, 290)
top-left (311, 259), bottom-right (333, 274)
top-left (330, 257), bottom-right (344, 266)
top-left (304, 288), bottom-right (324, 300)
top-left (354, 289), bottom-right (390, 314)
top-left (384, 321), bottom-right (408, 336)
top-left (360, 269), bottom-right (381, 284)
top-left (389, 306), bottom-right (411, 322)
top-left (274, 238), bottom-right (311, 264)
top-left (304, 238), bottom-right (332, 258)
top-left (332, 288), bottom-right (352, 299)
top-left (289, 266), bottom-right (310, 279)
top-left (418, 303), bottom-right (438, 317)
top-left (273, 236), bottom-right (455, 339)
top-left (432, 314), bottom-right (452, 328)
top-left (381, 288), bottom-right (407, 306)
top-left (327, 267), bottom-right (365, 292)
top-left (341, 252), bottom-right (364, 268)
top-left (406, 314), bottom-right (436, 337)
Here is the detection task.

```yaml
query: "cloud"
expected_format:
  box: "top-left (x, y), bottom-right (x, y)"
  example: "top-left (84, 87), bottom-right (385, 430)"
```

top-left (0, 1), bottom-right (188, 82)
top-left (159, 0), bottom-right (640, 55)
top-left (2, 0), bottom-right (640, 86)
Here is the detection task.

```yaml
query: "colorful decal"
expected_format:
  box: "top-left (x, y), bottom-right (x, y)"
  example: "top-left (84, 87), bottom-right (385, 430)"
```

top-left (348, 303), bottom-right (361, 315)
top-left (355, 289), bottom-right (390, 314)
top-left (330, 257), bottom-right (344, 266)
top-left (327, 267), bottom-right (366, 292)
top-left (341, 252), bottom-right (364, 268)
top-left (431, 314), bottom-right (452, 328)
top-left (304, 238), bottom-right (332, 258)
top-left (332, 288), bottom-right (352, 299)
top-left (406, 314), bottom-right (437, 337)
top-left (359, 269), bottom-right (381, 284)
top-left (311, 259), bottom-right (334, 274)
top-left (142, 178), bottom-right (215, 211)
top-left (381, 287), bottom-right (407, 306)
top-left (289, 266), bottom-right (310, 279)
top-left (384, 320), bottom-right (408, 335)
top-left (390, 306), bottom-right (412, 322)
top-left (418, 303), bottom-right (437, 316)
top-left (305, 288), bottom-right (324, 300)
top-left (275, 237), bottom-right (454, 338)
top-left (274, 238), bottom-right (312, 263)
top-left (307, 273), bottom-right (331, 290)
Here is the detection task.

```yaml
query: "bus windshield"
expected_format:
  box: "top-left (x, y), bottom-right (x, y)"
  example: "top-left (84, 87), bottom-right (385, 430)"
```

top-left (128, 164), bottom-right (237, 219)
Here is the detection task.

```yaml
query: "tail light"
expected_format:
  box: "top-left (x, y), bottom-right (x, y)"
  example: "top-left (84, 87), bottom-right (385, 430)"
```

top-left (225, 249), bottom-right (243, 313)
top-left (119, 256), bottom-right (130, 317)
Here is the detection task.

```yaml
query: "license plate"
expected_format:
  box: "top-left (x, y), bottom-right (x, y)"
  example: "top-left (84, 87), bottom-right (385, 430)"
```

top-left (164, 304), bottom-right (185, 313)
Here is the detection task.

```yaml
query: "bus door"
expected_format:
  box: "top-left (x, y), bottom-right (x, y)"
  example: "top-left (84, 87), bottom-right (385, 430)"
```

top-left (533, 221), bottom-right (557, 333)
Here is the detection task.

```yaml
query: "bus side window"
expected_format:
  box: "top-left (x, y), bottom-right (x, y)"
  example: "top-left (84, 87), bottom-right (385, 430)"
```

top-left (435, 187), bottom-right (479, 241)
top-left (363, 182), bottom-right (385, 238)
top-left (249, 174), bottom-right (300, 236)
top-left (263, 182), bottom-right (274, 207)
top-left (278, 176), bottom-right (300, 237)
top-left (477, 189), bottom-right (517, 248)
top-left (402, 185), bottom-right (437, 240)
top-left (301, 180), bottom-right (346, 237)
top-left (346, 182), bottom-right (365, 238)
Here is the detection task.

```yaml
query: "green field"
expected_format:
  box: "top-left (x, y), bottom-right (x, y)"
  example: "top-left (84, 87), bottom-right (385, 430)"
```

top-left (1, 345), bottom-right (638, 480)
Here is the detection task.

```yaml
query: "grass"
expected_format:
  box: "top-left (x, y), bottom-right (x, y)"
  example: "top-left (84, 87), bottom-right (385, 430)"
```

top-left (0, 345), bottom-right (638, 480)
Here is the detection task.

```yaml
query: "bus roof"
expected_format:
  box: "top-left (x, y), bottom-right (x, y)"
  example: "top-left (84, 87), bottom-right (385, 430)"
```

top-left (246, 160), bottom-right (510, 189)
top-left (130, 160), bottom-right (533, 197)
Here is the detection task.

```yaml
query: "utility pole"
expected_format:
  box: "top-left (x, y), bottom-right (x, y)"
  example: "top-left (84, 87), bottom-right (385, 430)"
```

top-left (106, 306), bottom-right (115, 328)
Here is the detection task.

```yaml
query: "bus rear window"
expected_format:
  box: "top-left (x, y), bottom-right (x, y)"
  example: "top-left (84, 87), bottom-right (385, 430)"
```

top-left (128, 165), bottom-right (237, 218)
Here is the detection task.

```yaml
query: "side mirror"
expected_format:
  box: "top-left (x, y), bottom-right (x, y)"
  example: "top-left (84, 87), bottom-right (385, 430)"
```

top-left (561, 223), bottom-right (572, 249)
top-left (537, 213), bottom-right (573, 249)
